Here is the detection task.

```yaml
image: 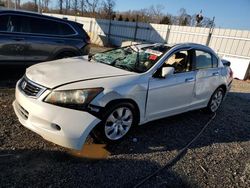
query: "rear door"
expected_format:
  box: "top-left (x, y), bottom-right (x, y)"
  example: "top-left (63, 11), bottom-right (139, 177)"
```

top-left (22, 16), bottom-right (63, 62)
top-left (24, 16), bottom-right (79, 62)
top-left (193, 49), bottom-right (221, 104)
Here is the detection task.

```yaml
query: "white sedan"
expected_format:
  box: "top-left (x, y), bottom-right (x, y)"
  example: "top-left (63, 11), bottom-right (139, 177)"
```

top-left (13, 43), bottom-right (233, 150)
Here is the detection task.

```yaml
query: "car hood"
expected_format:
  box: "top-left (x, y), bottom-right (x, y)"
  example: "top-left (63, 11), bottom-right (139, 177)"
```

top-left (26, 57), bottom-right (135, 88)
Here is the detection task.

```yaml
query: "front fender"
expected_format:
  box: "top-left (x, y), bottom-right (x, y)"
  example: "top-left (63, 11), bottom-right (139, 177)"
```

top-left (91, 84), bottom-right (148, 124)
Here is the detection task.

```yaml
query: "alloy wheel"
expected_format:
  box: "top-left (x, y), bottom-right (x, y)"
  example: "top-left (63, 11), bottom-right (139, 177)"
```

top-left (104, 107), bottom-right (133, 140)
top-left (210, 89), bottom-right (223, 112)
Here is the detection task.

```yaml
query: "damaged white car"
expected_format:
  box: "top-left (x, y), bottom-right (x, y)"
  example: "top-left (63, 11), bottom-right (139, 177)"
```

top-left (13, 43), bottom-right (233, 150)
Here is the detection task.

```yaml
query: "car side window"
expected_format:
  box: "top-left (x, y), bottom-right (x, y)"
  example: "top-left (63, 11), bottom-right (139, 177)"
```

top-left (29, 17), bottom-right (75, 35)
top-left (6, 15), bottom-right (75, 36)
top-left (195, 50), bottom-right (213, 69)
top-left (212, 55), bottom-right (218, 67)
top-left (163, 50), bottom-right (191, 73)
top-left (6, 15), bottom-right (31, 33)
top-left (60, 23), bottom-right (76, 35)
top-left (29, 17), bottom-right (60, 35)
top-left (7, 15), bottom-right (22, 32)
top-left (0, 15), bottom-right (10, 32)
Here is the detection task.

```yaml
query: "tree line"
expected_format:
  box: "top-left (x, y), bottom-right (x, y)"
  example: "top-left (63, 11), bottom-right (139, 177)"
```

top-left (0, 0), bottom-right (215, 27)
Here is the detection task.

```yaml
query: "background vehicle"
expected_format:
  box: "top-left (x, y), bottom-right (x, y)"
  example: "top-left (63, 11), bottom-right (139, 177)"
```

top-left (13, 43), bottom-right (233, 150)
top-left (0, 10), bottom-right (90, 65)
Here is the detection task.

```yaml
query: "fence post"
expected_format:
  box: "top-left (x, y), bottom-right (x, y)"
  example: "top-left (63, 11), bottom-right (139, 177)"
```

top-left (206, 16), bottom-right (215, 46)
top-left (165, 25), bottom-right (171, 44)
top-left (133, 15), bottom-right (139, 42)
top-left (108, 16), bottom-right (112, 45)
top-left (89, 19), bottom-right (93, 33)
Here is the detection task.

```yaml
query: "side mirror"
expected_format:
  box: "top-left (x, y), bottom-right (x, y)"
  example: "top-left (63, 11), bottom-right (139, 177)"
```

top-left (88, 53), bottom-right (94, 61)
top-left (222, 59), bottom-right (231, 67)
top-left (161, 67), bottom-right (175, 78)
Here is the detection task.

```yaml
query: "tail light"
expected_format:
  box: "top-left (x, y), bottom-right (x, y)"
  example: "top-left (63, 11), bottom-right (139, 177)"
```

top-left (85, 35), bottom-right (91, 44)
top-left (229, 67), bottom-right (233, 78)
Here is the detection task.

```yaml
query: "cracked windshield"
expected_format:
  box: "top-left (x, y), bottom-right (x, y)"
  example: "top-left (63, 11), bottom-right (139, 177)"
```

top-left (93, 45), bottom-right (170, 73)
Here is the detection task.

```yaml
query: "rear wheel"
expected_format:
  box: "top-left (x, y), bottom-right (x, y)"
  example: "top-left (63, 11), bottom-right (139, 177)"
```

top-left (206, 88), bottom-right (225, 113)
top-left (92, 102), bottom-right (137, 143)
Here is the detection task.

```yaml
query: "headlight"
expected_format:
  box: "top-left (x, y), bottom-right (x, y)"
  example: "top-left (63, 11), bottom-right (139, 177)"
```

top-left (44, 88), bottom-right (103, 110)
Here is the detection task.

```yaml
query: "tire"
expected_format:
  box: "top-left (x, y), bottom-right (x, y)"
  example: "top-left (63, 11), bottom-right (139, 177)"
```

top-left (206, 87), bottom-right (225, 113)
top-left (92, 102), bottom-right (137, 144)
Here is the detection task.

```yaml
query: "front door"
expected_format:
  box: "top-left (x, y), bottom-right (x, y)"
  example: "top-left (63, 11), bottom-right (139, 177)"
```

top-left (146, 49), bottom-right (196, 121)
top-left (0, 14), bottom-right (27, 63)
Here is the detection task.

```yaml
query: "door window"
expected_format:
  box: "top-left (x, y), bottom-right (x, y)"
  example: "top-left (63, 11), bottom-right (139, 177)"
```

top-left (28, 17), bottom-right (75, 35)
top-left (6, 16), bottom-right (26, 32)
top-left (195, 50), bottom-right (213, 69)
top-left (60, 23), bottom-right (76, 35)
top-left (163, 50), bottom-right (191, 73)
top-left (212, 55), bottom-right (218, 67)
top-left (0, 15), bottom-right (9, 32)
top-left (4, 15), bottom-right (75, 35)
top-left (29, 17), bottom-right (60, 35)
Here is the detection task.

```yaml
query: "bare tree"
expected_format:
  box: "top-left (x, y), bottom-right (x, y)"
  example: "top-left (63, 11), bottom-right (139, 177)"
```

top-left (86, 0), bottom-right (99, 14)
top-left (21, 1), bottom-right (37, 11)
top-left (160, 15), bottom-right (172, 25)
top-left (72, 0), bottom-right (79, 15)
top-left (17, 0), bottom-right (21, 8)
top-left (150, 4), bottom-right (165, 21)
top-left (79, 0), bottom-right (87, 15)
top-left (65, 0), bottom-right (71, 14)
top-left (127, 4), bottom-right (165, 23)
top-left (58, 0), bottom-right (63, 14)
top-left (40, 0), bottom-right (50, 11)
top-left (177, 8), bottom-right (191, 26)
top-left (33, 0), bottom-right (38, 12)
top-left (100, 0), bottom-right (115, 18)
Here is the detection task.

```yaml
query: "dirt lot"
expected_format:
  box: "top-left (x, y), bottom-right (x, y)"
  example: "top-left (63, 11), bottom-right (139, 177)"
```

top-left (0, 50), bottom-right (249, 187)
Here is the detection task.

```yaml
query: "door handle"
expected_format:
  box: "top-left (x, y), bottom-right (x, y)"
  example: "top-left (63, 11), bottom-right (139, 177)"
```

top-left (12, 38), bottom-right (24, 41)
top-left (185, 77), bottom-right (195, 82)
top-left (212, 72), bottom-right (219, 76)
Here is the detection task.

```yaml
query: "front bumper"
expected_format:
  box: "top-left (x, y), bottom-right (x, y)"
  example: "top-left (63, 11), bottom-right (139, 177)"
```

top-left (13, 83), bottom-right (101, 150)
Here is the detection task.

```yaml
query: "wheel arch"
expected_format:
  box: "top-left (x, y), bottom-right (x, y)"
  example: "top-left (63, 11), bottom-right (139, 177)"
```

top-left (102, 98), bottom-right (141, 125)
top-left (53, 48), bottom-right (81, 60)
top-left (207, 84), bottom-right (227, 107)
top-left (218, 84), bottom-right (227, 94)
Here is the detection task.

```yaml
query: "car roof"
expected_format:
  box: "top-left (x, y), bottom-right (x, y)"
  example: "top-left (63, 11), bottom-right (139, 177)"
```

top-left (136, 42), bottom-right (216, 55)
top-left (0, 9), bottom-right (77, 25)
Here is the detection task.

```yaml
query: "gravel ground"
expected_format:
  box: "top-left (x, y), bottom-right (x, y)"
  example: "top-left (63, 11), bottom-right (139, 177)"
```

top-left (0, 48), bottom-right (249, 187)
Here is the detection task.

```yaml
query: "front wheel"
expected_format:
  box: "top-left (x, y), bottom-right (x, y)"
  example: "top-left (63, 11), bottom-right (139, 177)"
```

top-left (92, 102), bottom-right (137, 143)
top-left (206, 88), bottom-right (225, 113)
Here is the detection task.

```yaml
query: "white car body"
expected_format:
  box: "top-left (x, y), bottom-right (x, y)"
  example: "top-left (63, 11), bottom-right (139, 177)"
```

top-left (13, 43), bottom-right (233, 150)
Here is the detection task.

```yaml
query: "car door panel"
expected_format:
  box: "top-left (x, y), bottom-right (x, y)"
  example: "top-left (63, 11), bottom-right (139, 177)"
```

top-left (193, 50), bottom-right (221, 105)
top-left (194, 68), bottom-right (221, 104)
top-left (25, 36), bottom-right (62, 62)
top-left (146, 71), bottom-right (196, 121)
top-left (0, 15), bottom-right (27, 63)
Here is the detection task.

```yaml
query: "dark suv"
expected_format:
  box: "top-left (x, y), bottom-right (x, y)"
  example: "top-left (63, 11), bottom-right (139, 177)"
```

top-left (0, 10), bottom-right (90, 65)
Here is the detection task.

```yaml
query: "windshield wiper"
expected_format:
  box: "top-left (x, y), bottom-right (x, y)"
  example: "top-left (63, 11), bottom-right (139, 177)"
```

top-left (116, 64), bottom-right (134, 72)
top-left (95, 59), bottom-right (107, 64)
top-left (131, 45), bottom-right (140, 70)
top-left (110, 56), bottom-right (126, 65)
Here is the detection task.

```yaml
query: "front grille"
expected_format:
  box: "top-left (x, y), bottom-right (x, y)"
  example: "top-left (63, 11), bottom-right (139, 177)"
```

top-left (16, 103), bottom-right (29, 120)
top-left (19, 77), bottom-right (46, 98)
